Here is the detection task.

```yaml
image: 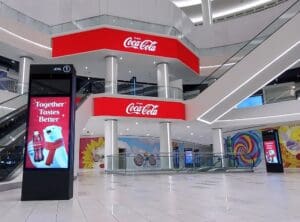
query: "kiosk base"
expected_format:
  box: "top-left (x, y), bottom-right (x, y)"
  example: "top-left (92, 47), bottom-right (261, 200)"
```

top-left (21, 170), bottom-right (73, 201)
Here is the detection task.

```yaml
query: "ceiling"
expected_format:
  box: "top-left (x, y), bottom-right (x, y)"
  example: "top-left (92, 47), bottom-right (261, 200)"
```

top-left (171, 0), bottom-right (288, 24)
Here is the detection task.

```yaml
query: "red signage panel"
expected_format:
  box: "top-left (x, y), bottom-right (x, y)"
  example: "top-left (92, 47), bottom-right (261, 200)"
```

top-left (52, 27), bottom-right (199, 74)
top-left (25, 97), bottom-right (70, 169)
top-left (263, 140), bottom-right (279, 164)
top-left (93, 97), bottom-right (185, 120)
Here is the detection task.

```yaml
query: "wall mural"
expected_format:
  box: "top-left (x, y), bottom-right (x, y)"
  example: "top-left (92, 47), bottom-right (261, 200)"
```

top-left (278, 125), bottom-right (300, 168)
top-left (79, 137), bottom-right (105, 169)
top-left (227, 131), bottom-right (263, 167)
top-left (79, 136), bottom-right (212, 169)
top-left (118, 136), bottom-right (160, 169)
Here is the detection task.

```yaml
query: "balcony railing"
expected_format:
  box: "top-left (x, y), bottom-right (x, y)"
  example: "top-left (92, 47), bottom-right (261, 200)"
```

top-left (105, 152), bottom-right (254, 174)
top-left (76, 80), bottom-right (183, 102)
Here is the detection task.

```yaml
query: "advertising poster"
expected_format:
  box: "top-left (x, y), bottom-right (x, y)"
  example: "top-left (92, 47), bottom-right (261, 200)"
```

top-left (263, 140), bottom-right (279, 164)
top-left (278, 125), bottom-right (300, 168)
top-left (79, 137), bottom-right (105, 169)
top-left (25, 97), bottom-right (70, 169)
top-left (229, 131), bottom-right (263, 167)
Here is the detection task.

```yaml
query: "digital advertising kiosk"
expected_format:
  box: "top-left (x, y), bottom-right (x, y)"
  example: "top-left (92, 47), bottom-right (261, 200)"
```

top-left (21, 64), bottom-right (76, 200)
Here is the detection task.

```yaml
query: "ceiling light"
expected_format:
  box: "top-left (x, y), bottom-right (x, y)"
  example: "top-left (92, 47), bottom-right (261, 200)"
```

top-left (190, 132), bottom-right (194, 136)
top-left (129, 70), bottom-right (132, 73)
top-left (213, 0), bottom-right (273, 19)
top-left (120, 132), bottom-right (123, 135)
top-left (146, 133), bottom-right (150, 136)
top-left (200, 63), bottom-right (236, 69)
top-left (126, 128), bottom-right (130, 131)
top-left (0, 26), bottom-right (51, 50)
top-left (135, 122), bottom-right (139, 125)
top-left (120, 57), bottom-right (123, 60)
top-left (172, 0), bottom-right (202, 8)
top-left (186, 125), bottom-right (191, 129)
top-left (85, 66), bottom-right (88, 70)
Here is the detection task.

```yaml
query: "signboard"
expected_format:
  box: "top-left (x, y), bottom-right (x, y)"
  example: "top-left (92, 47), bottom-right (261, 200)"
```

top-left (93, 97), bottom-right (185, 120)
top-left (52, 27), bottom-right (199, 74)
top-left (25, 97), bottom-right (70, 169)
top-left (263, 140), bottom-right (279, 164)
top-left (22, 64), bottom-right (76, 201)
top-left (261, 129), bottom-right (284, 173)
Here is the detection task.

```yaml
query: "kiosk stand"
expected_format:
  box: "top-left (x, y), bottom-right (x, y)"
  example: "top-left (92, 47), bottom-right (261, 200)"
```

top-left (21, 64), bottom-right (76, 200)
top-left (262, 129), bottom-right (284, 173)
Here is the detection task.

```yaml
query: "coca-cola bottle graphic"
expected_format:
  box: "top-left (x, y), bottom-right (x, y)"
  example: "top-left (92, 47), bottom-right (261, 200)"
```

top-left (33, 131), bottom-right (44, 162)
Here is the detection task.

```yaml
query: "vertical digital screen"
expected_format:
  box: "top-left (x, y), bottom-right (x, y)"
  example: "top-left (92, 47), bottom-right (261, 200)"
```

top-left (185, 151), bottom-right (193, 165)
top-left (263, 140), bottom-right (279, 164)
top-left (25, 97), bottom-right (70, 169)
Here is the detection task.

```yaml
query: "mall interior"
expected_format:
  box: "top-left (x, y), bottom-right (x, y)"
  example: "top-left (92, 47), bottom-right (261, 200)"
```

top-left (0, 0), bottom-right (300, 221)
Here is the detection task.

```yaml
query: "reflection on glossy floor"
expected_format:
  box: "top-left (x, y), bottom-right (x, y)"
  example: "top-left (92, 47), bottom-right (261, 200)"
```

top-left (0, 171), bottom-right (300, 222)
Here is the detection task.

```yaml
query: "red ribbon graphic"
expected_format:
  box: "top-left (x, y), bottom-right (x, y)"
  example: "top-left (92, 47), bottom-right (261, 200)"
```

top-left (45, 139), bottom-right (64, 165)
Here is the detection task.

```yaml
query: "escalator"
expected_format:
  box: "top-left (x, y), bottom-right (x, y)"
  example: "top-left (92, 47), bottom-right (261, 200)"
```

top-left (0, 101), bottom-right (27, 181)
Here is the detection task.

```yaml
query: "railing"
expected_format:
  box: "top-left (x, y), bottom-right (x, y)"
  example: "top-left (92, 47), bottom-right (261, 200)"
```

top-left (105, 152), bottom-right (254, 174)
top-left (0, 78), bottom-right (18, 93)
top-left (199, 0), bottom-right (300, 90)
top-left (0, 141), bottom-right (24, 181)
top-left (0, 93), bottom-right (27, 119)
top-left (76, 79), bottom-right (183, 100)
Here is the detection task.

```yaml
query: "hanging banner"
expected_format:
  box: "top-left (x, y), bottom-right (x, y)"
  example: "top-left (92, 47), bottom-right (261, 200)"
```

top-left (52, 27), bottom-right (199, 74)
top-left (93, 97), bottom-right (185, 120)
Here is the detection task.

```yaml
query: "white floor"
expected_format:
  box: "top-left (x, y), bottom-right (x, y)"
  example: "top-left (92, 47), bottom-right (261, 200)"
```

top-left (0, 171), bottom-right (300, 222)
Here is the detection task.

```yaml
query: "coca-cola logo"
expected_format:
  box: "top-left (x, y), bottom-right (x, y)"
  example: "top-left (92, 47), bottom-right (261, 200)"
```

top-left (126, 103), bottom-right (159, 116)
top-left (123, 37), bottom-right (157, 52)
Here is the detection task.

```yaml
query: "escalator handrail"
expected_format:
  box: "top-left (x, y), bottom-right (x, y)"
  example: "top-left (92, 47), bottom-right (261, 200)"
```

top-left (0, 93), bottom-right (27, 106)
top-left (0, 105), bottom-right (27, 126)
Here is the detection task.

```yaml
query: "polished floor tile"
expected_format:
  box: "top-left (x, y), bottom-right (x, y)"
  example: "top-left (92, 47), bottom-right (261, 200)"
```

top-left (0, 172), bottom-right (300, 222)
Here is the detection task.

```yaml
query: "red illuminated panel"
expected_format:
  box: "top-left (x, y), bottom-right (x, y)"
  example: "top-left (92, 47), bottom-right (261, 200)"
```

top-left (93, 97), bottom-right (185, 120)
top-left (25, 97), bottom-right (70, 169)
top-left (52, 27), bottom-right (199, 74)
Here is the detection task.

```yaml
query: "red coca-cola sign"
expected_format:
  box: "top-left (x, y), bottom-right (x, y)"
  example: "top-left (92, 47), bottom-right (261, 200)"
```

top-left (123, 37), bottom-right (157, 52)
top-left (94, 97), bottom-right (185, 120)
top-left (126, 102), bottom-right (159, 116)
top-left (52, 27), bottom-right (199, 74)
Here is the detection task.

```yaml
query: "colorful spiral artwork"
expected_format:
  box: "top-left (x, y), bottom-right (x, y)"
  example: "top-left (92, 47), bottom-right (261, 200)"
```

top-left (231, 131), bottom-right (263, 167)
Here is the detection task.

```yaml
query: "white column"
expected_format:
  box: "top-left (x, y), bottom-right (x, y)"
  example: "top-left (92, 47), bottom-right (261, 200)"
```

top-left (157, 63), bottom-right (170, 98)
top-left (157, 63), bottom-right (172, 169)
top-left (104, 56), bottom-right (119, 171)
top-left (212, 128), bottom-right (225, 167)
top-left (105, 119), bottom-right (118, 171)
top-left (160, 122), bottom-right (172, 169)
top-left (201, 0), bottom-right (213, 26)
top-left (105, 56), bottom-right (118, 94)
top-left (18, 56), bottom-right (33, 94)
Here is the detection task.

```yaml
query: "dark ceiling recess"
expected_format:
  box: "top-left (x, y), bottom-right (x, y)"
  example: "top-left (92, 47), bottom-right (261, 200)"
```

top-left (0, 55), bottom-right (19, 72)
top-left (268, 67), bottom-right (300, 85)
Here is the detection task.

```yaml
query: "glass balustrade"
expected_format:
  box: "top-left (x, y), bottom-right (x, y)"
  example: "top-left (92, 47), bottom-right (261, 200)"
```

top-left (105, 152), bottom-right (254, 174)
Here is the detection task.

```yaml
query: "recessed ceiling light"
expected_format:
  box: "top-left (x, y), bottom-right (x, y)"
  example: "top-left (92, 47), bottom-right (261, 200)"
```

top-left (126, 128), bottom-right (130, 131)
top-left (85, 66), bottom-right (88, 70)
top-left (120, 57), bottom-right (123, 60)
top-left (190, 132), bottom-right (194, 136)
top-left (186, 125), bottom-right (191, 129)
top-left (129, 70), bottom-right (132, 73)
top-left (146, 133), bottom-right (150, 136)
top-left (120, 132), bottom-right (123, 135)
top-left (135, 122), bottom-right (139, 125)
